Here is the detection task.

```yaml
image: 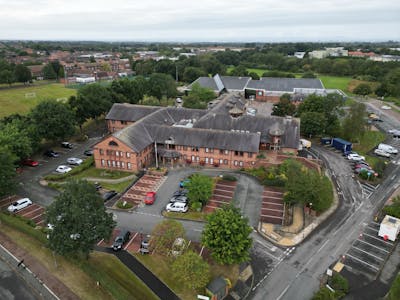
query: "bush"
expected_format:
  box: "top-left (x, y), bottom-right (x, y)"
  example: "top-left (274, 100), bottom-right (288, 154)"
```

top-left (330, 273), bottom-right (349, 298)
top-left (0, 213), bottom-right (47, 243)
top-left (222, 174), bottom-right (237, 181)
top-left (116, 201), bottom-right (133, 209)
top-left (190, 201), bottom-right (202, 212)
top-left (44, 157), bottom-right (94, 181)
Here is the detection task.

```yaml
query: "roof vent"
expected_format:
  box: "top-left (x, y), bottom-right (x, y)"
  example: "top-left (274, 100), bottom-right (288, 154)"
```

top-left (257, 131), bottom-right (261, 135)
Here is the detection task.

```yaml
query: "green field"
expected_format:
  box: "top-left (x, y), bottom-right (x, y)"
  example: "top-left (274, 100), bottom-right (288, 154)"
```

top-left (318, 76), bottom-right (352, 92)
top-left (0, 83), bottom-right (77, 118)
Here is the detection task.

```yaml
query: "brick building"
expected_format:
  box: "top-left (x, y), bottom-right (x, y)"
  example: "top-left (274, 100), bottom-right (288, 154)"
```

top-left (93, 95), bottom-right (301, 173)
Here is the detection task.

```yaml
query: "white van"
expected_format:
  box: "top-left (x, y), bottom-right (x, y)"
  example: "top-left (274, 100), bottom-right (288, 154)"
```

top-left (300, 139), bottom-right (312, 149)
top-left (378, 143), bottom-right (398, 154)
top-left (166, 202), bottom-right (188, 213)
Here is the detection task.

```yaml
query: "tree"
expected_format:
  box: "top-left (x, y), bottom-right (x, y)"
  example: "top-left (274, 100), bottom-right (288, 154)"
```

top-left (30, 100), bottom-right (76, 142)
top-left (311, 287), bottom-right (336, 300)
top-left (183, 83), bottom-right (215, 109)
top-left (202, 204), bottom-right (252, 264)
top-left (0, 149), bottom-right (17, 197)
top-left (185, 174), bottom-right (213, 206)
top-left (300, 112), bottom-right (326, 137)
top-left (229, 65), bottom-right (249, 77)
top-left (147, 73), bottom-right (177, 99)
top-left (0, 69), bottom-right (14, 86)
top-left (171, 251), bottom-right (210, 290)
top-left (70, 83), bottom-right (112, 129)
top-left (42, 63), bottom-right (57, 79)
top-left (353, 83), bottom-right (372, 96)
top-left (150, 220), bottom-right (185, 256)
top-left (182, 66), bottom-right (207, 83)
top-left (272, 94), bottom-right (296, 116)
top-left (46, 180), bottom-right (115, 258)
top-left (0, 120), bottom-right (33, 161)
top-left (249, 72), bottom-right (260, 80)
top-left (342, 102), bottom-right (366, 142)
top-left (14, 64), bottom-right (32, 83)
top-left (141, 95), bottom-right (161, 106)
top-left (302, 72), bottom-right (316, 78)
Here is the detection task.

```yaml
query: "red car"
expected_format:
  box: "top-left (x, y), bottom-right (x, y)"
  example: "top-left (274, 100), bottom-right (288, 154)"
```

top-left (21, 159), bottom-right (39, 167)
top-left (144, 192), bottom-right (156, 205)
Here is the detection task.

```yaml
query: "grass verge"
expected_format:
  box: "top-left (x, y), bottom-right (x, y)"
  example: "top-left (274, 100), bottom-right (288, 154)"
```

top-left (163, 210), bottom-right (206, 221)
top-left (71, 166), bottom-right (133, 180)
top-left (0, 213), bottom-right (157, 300)
top-left (319, 76), bottom-right (352, 92)
top-left (352, 130), bottom-right (386, 154)
top-left (101, 179), bottom-right (134, 193)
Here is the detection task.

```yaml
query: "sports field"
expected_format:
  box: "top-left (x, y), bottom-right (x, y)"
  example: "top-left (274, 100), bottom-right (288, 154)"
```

top-left (0, 83), bottom-right (76, 118)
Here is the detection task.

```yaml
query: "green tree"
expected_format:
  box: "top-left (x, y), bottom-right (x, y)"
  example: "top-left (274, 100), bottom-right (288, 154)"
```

top-left (330, 273), bottom-right (349, 298)
top-left (171, 250), bottom-right (210, 290)
top-left (300, 112), bottom-right (326, 137)
top-left (353, 83), bottom-right (372, 96)
top-left (202, 204), bottom-right (252, 264)
top-left (229, 65), bottom-right (249, 76)
top-left (0, 69), bottom-right (14, 86)
top-left (249, 72), bottom-right (260, 80)
top-left (183, 83), bottom-right (215, 109)
top-left (46, 180), bottom-right (115, 258)
top-left (0, 149), bottom-right (17, 197)
top-left (302, 72), bottom-right (316, 78)
top-left (272, 94), bottom-right (296, 116)
top-left (70, 83), bottom-right (112, 129)
top-left (42, 63), bottom-right (57, 79)
top-left (0, 120), bottom-right (33, 161)
top-left (182, 66), bottom-right (207, 83)
top-left (342, 102), bottom-right (366, 142)
top-left (14, 64), bottom-right (32, 83)
top-left (141, 95), bottom-right (161, 106)
top-left (148, 73), bottom-right (177, 99)
top-left (185, 174), bottom-right (213, 206)
top-left (30, 100), bottom-right (76, 142)
top-left (311, 287), bottom-right (336, 300)
top-left (388, 273), bottom-right (400, 300)
top-left (150, 220), bottom-right (185, 256)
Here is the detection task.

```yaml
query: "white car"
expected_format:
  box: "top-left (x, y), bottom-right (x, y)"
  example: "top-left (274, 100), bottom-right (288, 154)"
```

top-left (67, 157), bottom-right (83, 165)
top-left (56, 165), bottom-right (72, 173)
top-left (381, 105), bottom-right (391, 110)
top-left (347, 153), bottom-right (365, 161)
top-left (7, 198), bottom-right (32, 212)
top-left (374, 148), bottom-right (391, 158)
top-left (166, 202), bottom-right (188, 213)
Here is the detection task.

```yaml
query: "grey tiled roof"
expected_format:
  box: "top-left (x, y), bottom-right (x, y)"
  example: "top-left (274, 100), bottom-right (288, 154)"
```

top-left (220, 76), bottom-right (251, 91)
top-left (246, 77), bottom-right (323, 92)
top-left (105, 103), bottom-right (161, 122)
top-left (190, 77), bottom-right (221, 92)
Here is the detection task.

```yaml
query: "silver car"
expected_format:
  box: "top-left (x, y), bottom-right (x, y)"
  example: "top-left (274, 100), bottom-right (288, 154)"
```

top-left (67, 157), bottom-right (83, 165)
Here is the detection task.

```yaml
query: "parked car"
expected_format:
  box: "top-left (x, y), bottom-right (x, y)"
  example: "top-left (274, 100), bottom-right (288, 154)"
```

top-left (44, 149), bottom-right (59, 158)
top-left (381, 105), bottom-right (391, 110)
top-left (173, 189), bottom-right (188, 197)
top-left (144, 191), bottom-right (156, 205)
top-left (354, 167), bottom-right (375, 174)
top-left (56, 165), bottom-right (72, 173)
top-left (67, 157), bottom-right (83, 165)
top-left (7, 198), bottom-right (32, 212)
top-left (166, 202), bottom-right (188, 213)
top-left (102, 190), bottom-right (117, 201)
top-left (140, 235), bottom-right (151, 255)
top-left (21, 158), bottom-right (39, 167)
top-left (169, 195), bottom-right (188, 203)
top-left (83, 149), bottom-right (93, 156)
top-left (246, 107), bottom-right (257, 116)
top-left (94, 182), bottom-right (102, 191)
top-left (353, 163), bottom-right (372, 170)
top-left (179, 179), bottom-right (190, 188)
top-left (378, 143), bottom-right (398, 154)
top-left (374, 148), bottom-right (391, 158)
top-left (61, 142), bottom-right (73, 149)
top-left (112, 229), bottom-right (130, 251)
top-left (347, 153), bottom-right (365, 161)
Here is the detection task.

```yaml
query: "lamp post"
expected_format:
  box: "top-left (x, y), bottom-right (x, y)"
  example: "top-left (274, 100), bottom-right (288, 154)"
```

top-left (309, 202), bottom-right (313, 215)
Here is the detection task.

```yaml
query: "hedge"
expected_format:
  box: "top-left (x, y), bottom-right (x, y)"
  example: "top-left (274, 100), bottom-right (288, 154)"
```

top-left (44, 157), bottom-right (94, 181)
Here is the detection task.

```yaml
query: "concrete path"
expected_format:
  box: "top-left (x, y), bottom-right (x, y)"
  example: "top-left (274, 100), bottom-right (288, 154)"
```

top-left (80, 174), bottom-right (136, 184)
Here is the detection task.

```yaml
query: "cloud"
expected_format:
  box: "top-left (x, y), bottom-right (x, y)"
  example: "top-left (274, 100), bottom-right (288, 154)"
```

top-left (0, 0), bottom-right (399, 41)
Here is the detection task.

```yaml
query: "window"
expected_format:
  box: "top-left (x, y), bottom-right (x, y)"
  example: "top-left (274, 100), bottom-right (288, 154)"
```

top-left (126, 152), bottom-right (130, 158)
top-left (239, 161), bottom-right (243, 167)
top-left (183, 146), bottom-right (188, 151)
top-left (112, 161), bottom-right (116, 167)
top-left (121, 162), bottom-right (125, 168)
top-left (116, 151), bottom-right (119, 157)
top-left (248, 152), bottom-right (253, 158)
top-left (210, 158), bottom-right (214, 164)
top-left (205, 148), bottom-right (209, 153)
top-left (205, 157), bottom-right (209, 164)
top-left (239, 151), bottom-right (244, 156)
top-left (209, 148), bottom-right (214, 153)
top-left (119, 151), bottom-right (124, 157)
top-left (196, 156), bottom-right (200, 162)
top-left (111, 120), bottom-right (115, 124)
top-left (191, 155), bottom-right (195, 161)
top-left (109, 141), bottom-right (118, 147)
top-left (234, 160), bottom-right (238, 166)
top-left (224, 150), bottom-right (229, 155)
top-left (224, 159), bottom-right (228, 165)
top-left (235, 151), bottom-right (239, 156)
top-left (127, 162), bottom-right (131, 169)
top-left (192, 147), bottom-right (199, 152)
top-left (121, 121), bottom-right (127, 125)
top-left (258, 91), bottom-right (263, 96)
top-left (99, 149), bottom-right (104, 155)
top-left (101, 159), bottom-right (105, 166)
top-left (219, 149), bottom-right (224, 154)
top-left (107, 160), bottom-right (110, 167)
top-left (116, 161), bottom-right (120, 168)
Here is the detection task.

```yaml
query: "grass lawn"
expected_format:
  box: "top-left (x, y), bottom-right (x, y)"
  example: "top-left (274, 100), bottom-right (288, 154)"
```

top-left (318, 76), bottom-right (352, 93)
top-left (163, 210), bottom-right (206, 221)
top-left (134, 253), bottom-right (239, 300)
top-left (352, 130), bottom-right (386, 155)
top-left (101, 179), bottom-right (133, 193)
top-left (71, 167), bottom-right (134, 180)
top-left (0, 83), bottom-right (77, 118)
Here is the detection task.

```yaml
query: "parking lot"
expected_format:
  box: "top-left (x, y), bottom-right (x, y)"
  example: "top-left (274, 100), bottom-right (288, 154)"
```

top-left (342, 221), bottom-right (396, 278)
top-left (0, 196), bottom-right (46, 226)
top-left (97, 228), bottom-right (143, 252)
top-left (260, 187), bottom-right (284, 225)
top-left (204, 180), bottom-right (237, 213)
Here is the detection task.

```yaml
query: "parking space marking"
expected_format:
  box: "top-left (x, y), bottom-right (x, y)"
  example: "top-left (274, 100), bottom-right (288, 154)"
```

top-left (362, 232), bottom-right (394, 245)
top-left (366, 225), bottom-right (379, 232)
top-left (20, 206), bottom-right (43, 217)
top-left (124, 232), bottom-right (138, 250)
top-left (351, 245), bottom-right (385, 261)
top-left (97, 239), bottom-right (104, 246)
top-left (345, 253), bottom-right (380, 271)
top-left (31, 213), bottom-right (44, 221)
top-left (356, 239), bottom-right (390, 253)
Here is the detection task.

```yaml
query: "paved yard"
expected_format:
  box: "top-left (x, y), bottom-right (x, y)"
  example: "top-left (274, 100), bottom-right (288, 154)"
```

top-left (260, 188), bottom-right (284, 225)
top-left (204, 180), bottom-right (237, 213)
top-left (0, 196), bottom-right (46, 226)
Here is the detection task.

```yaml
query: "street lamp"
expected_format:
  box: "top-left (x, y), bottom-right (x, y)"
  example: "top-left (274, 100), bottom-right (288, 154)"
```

top-left (309, 202), bottom-right (313, 215)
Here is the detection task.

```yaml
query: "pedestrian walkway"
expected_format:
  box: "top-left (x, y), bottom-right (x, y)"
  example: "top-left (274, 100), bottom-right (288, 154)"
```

top-left (95, 246), bottom-right (179, 300)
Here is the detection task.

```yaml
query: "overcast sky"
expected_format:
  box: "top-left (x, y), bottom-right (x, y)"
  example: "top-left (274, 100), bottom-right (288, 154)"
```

top-left (1, 0), bottom-right (399, 42)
